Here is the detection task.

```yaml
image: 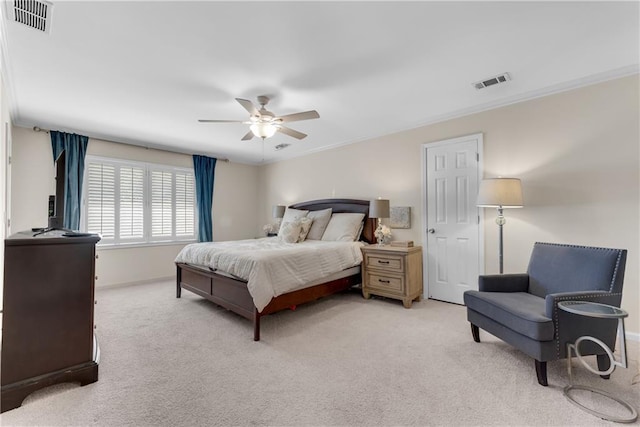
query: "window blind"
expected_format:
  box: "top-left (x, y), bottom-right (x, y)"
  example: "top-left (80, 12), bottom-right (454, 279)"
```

top-left (119, 166), bottom-right (145, 239)
top-left (86, 162), bottom-right (115, 239)
top-left (175, 172), bottom-right (195, 237)
top-left (82, 156), bottom-right (196, 245)
top-left (151, 170), bottom-right (173, 238)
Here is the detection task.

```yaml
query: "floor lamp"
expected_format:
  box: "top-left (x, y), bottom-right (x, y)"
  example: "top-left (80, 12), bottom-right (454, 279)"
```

top-left (477, 178), bottom-right (523, 274)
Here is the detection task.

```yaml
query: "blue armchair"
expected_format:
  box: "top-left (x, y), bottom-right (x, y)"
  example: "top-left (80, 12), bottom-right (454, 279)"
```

top-left (464, 242), bottom-right (627, 386)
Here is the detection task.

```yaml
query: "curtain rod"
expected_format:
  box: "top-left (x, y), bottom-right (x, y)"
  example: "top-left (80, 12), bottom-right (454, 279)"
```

top-left (32, 126), bottom-right (230, 163)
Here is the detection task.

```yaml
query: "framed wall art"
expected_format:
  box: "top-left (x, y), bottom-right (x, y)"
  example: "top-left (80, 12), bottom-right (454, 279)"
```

top-left (389, 206), bottom-right (411, 229)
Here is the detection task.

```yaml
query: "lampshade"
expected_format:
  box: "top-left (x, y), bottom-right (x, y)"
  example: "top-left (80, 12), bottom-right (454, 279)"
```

top-left (272, 205), bottom-right (286, 219)
top-left (250, 122), bottom-right (278, 139)
top-left (369, 198), bottom-right (390, 218)
top-left (477, 178), bottom-right (523, 208)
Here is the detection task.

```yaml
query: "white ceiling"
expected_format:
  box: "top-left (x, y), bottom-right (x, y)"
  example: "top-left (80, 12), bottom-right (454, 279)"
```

top-left (1, 1), bottom-right (638, 164)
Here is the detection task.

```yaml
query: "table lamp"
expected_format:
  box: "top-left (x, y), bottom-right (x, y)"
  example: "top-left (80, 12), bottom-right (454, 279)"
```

top-left (272, 205), bottom-right (285, 229)
top-left (369, 198), bottom-right (390, 244)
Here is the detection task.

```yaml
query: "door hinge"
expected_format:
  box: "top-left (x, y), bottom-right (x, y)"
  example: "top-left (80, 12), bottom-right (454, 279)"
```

top-left (476, 152), bottom-right (479, 162)
top-left (8, 155), bottom-right (11, 165)
top-left (477, 215), bottom-right (480, 224)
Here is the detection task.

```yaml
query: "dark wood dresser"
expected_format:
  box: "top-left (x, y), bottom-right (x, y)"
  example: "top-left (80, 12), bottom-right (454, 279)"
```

top-left (1, 230), bottom-right (100, 412)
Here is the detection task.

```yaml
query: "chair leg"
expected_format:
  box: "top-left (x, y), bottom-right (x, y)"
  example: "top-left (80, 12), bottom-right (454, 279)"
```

top-left (470, 324), bottom-right (480, 343)
top-left (597, 354), bottom-right (611, 380)
top-left (535, 360), bottom-right (548, 386)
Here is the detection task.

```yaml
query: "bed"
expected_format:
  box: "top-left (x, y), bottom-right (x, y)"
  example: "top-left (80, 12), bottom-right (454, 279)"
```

top-left (175, 198), bottom-right (376, 341)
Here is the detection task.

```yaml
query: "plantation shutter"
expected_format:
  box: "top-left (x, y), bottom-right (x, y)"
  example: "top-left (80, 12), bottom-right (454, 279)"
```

top-left (151, 170), bottom-right (173, 238)
top-left (119, 166), bottom-right (145, 239)
top-left (175, 172), bottom-right (195, 237)
top-left (82, 156), bottom-right (196, 244)
top-left (86, 162), bottom-right (116, 239)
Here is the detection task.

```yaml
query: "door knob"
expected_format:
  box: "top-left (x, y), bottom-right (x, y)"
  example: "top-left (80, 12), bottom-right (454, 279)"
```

top-left (428, 228), bottom-right (435, 234)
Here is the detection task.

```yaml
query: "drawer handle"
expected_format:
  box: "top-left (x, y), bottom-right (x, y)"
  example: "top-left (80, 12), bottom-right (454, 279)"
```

top-left (378, 279), bottom-right (390, 283)
top-left (377, 260), bottom-right (390, 264)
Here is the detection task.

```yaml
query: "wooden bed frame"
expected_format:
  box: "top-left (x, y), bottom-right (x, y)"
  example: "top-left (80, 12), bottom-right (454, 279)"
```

top-left (176, 198), bottom-right (376, 341)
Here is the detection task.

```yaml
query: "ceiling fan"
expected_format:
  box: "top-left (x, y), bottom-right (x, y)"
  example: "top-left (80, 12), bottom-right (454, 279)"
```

top-left (199, 96), bottom-right (320, 141)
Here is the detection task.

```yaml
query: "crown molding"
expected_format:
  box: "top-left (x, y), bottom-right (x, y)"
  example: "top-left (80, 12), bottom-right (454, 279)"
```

top-left (264, 65), bottom-right (640, 166)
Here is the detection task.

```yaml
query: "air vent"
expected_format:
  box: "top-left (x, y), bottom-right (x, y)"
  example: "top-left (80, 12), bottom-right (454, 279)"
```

top-left (274, 143), bottom-right (290, 151)
top-left (473, 72), bottom-right (511, 90)
top-left (9, 0), bottom-right (53, 33)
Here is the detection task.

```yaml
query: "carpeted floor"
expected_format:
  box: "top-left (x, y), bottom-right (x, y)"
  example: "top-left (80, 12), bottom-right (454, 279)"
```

top-left (1, 280), bottom-right (638, 426)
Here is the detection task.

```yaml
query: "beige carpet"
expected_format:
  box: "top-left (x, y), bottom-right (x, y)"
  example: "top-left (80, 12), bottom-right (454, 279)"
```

top-left (1, 280), bottom-right (638, 426)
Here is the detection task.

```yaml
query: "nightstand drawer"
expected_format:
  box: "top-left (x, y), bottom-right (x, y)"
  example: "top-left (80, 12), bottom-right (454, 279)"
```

top-left (366, 272), bottom-right (404, 293)
top-left (365, 254), bottom-right (404, 272)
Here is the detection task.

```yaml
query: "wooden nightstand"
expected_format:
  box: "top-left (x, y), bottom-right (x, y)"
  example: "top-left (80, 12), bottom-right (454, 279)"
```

top-left (361, 245), bottom-right (423, 308)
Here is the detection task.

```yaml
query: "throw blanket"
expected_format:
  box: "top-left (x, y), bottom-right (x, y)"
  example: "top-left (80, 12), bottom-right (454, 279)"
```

top-left (175, 238), bottom-right (364, 312)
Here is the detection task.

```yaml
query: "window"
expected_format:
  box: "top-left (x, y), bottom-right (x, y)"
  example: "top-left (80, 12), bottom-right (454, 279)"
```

top-left (82, 156), bottom-right (197, 245)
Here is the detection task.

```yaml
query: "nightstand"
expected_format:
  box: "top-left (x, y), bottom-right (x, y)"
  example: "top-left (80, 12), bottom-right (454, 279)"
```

top-left (360, 245), bottom-right (423, 308)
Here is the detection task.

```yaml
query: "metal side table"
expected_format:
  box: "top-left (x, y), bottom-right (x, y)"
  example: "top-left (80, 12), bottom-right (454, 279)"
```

top-left (558, 301), bottom-right (637, 423)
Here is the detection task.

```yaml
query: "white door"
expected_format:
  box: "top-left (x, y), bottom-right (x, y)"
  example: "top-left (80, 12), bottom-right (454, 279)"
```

top-left (423, 134), bottom-right (482, 304)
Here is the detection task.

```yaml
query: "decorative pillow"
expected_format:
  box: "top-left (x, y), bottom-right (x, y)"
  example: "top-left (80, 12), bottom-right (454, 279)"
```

top-left (297, 217), bottom-right (314, 242)
top-left (279, 220), bottom-right (304, 243)
top-left (321, 213), bottom-right (366, 242)
top-left (278, 207), bottom-right (309, 236)
top-left (306, 208), bottom-right (333, 240)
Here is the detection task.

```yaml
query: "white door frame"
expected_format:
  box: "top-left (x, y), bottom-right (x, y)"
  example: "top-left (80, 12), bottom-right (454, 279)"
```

top-left (420, 133), bottom-right (485, 300)
top-left (4, 121), bottom-right (11, 237)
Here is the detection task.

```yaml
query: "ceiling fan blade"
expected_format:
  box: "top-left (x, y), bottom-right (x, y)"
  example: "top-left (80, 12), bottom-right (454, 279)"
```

top-left (241, 130), bottom-right (255, 141)
top-left (278, 126), bottom-right (307, 140)
top-left (236, 98), bottom-right (260, 117)
top-left (198, 119), bottom-right (245, 123)
top-left (278, 110), bottom-right (320, 123)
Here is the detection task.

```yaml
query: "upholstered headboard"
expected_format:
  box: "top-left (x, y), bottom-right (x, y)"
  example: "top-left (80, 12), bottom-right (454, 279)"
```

top-left (289, 198), bottom-right (375, 244)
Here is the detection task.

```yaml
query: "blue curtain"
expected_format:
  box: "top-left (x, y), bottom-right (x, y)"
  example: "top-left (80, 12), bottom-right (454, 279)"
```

top-left (193, 154), bottom-right (217, 242)
top-left (50, 131), bottom-right (89, 230)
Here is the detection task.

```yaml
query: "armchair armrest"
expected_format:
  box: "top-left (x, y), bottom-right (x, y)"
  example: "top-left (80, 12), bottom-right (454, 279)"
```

top-left (544, 291), bottom-right (620, 318)
top-left (479, 274), bottom-right (529, 293)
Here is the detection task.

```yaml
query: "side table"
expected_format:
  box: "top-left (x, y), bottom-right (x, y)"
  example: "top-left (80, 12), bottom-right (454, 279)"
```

top-left (558, 301), bottom-right (637, 423)
top-left (360, 245), bottom-right (423, 308)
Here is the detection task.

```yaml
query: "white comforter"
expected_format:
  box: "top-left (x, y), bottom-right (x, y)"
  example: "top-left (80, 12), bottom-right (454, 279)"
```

top-left (175, 238), bottom-right (364, 312)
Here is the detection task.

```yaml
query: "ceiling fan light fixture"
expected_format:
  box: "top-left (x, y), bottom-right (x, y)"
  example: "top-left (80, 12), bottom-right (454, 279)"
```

top-left (250, 122), bottom-right (278, 139)
top-left (199, 96), bottom-right (319, 141)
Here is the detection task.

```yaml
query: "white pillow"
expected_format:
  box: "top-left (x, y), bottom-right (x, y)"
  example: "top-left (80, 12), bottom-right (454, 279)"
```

top-left (297, 217), bottom-right (314, 242)
top-left (306, 208), bottom-right (333, 240)
top-left (321, 213), bottom-right (366, 242)
top-left (278, 207), bottom-right (309, 236)
top-left (279, 220), bottom-right (303, 243)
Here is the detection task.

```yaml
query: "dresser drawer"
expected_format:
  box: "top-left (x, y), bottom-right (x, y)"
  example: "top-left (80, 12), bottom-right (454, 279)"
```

top-left (365, 272), bottom-right (404, 293)
top-left (365, 253), bottom-right (404, 272)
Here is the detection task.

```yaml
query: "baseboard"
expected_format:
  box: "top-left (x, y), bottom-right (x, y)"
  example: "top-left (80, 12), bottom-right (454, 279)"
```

top-left (96, 276), bottom-right (174, 290)
top-left (626, 331), bottom-right (640, 342)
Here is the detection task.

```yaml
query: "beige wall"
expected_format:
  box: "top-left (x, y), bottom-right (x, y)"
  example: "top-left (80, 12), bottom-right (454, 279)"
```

top-left (259, 75), bottom-right (640, 336)
top-left (10, 127), bottom-right (55, 231)
top-left (10, 127), bottom-right (259, 287)
top-left (7, 76), bottom-right (639, 336)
